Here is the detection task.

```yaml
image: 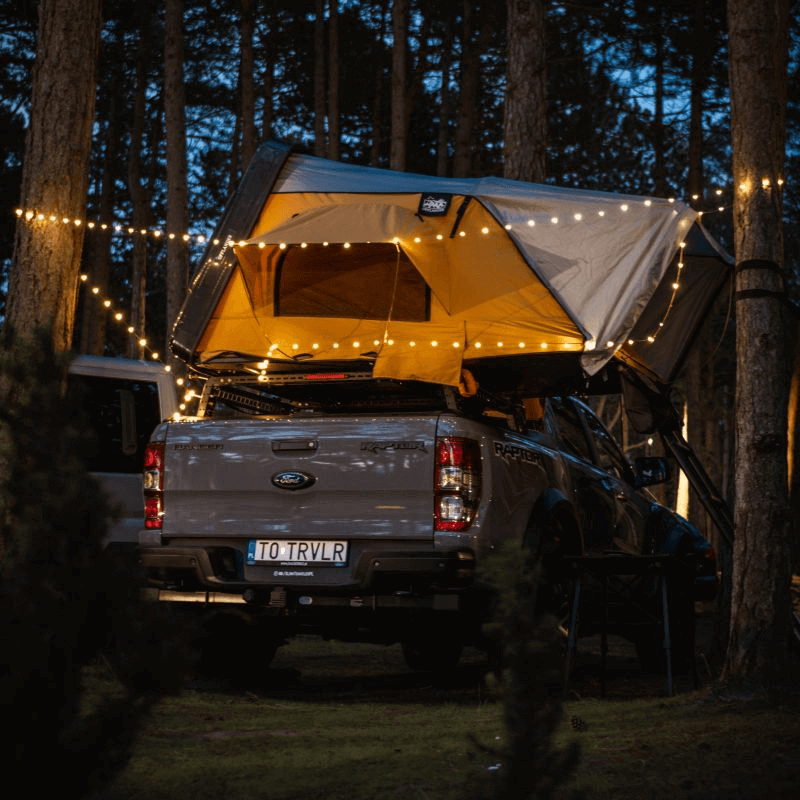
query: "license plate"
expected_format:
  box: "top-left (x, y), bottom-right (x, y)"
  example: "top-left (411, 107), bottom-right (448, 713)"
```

top-left (247, 539), bottom-right (348, 566)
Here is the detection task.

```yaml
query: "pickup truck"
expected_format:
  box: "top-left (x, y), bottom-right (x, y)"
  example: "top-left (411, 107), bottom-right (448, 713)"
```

top-left (137, 362), bottom-right (716, 671)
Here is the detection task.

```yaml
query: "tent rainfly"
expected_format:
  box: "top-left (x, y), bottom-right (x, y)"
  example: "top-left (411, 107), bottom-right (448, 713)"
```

top-left (171, 141), bottom-right (732, 393)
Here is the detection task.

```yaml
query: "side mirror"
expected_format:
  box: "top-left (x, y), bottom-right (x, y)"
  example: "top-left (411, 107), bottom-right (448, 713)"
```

top-left (633, 456), bottom-right (672, 488)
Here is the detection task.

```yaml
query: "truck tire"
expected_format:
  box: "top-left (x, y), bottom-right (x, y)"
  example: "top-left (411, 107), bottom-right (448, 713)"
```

top-left (197, 611), bottom-right (283, 684)
top-left (401, 631), bottom-right (464, 672)
top-left (523, 506), bottom-right (581, 625)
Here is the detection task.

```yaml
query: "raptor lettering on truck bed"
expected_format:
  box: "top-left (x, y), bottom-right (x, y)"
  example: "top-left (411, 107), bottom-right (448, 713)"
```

top-left (138, 368), bottom-right (717, 672)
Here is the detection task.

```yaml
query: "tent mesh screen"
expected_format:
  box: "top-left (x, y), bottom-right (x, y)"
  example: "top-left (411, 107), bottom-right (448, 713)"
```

top-left (275, 243), bottom-right (429, 321)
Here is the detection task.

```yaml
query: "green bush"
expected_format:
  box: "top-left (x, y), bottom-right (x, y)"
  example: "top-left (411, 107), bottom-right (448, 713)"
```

top-left (477, 541), bottom-right (581, 800)
top-left (0, 329), bottom-right (190, 799)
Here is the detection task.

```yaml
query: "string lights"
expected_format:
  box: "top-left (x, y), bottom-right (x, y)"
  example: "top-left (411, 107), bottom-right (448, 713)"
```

top-left (613, 240), bottom-right (687, 351)
top-left (13, 176), bottom-right (784, 366)
top-left (14, 207), bottom-right (213, 246)
top-left (15, 177), bottom-right (781, 248)
top-left (77, 273), bottom-right (201, 417)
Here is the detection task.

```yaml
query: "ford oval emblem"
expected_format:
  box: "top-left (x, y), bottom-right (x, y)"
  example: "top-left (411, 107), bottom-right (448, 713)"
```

top-left (271, 470), bottom-right (316, 491)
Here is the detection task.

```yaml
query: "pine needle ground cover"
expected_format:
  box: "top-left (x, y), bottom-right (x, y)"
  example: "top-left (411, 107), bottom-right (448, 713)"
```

top-left (86, 637), bottom-right (800, 800)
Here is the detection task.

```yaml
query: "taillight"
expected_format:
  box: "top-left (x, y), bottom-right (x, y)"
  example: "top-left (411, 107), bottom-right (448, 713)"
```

top-left (435, 437), bottom-right (481, 532)
top-left (700, 546), bottom-right (717, 575)
top-left (143, 443), bottom-right (165, 529)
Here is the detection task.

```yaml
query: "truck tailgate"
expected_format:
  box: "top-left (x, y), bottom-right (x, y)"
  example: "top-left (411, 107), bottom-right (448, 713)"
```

top-left (161, 415), bottom-right (439, 540)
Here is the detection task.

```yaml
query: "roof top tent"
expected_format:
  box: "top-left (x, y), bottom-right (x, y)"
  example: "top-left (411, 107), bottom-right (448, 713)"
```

top-left (172, 140), bottom-right (731, 400)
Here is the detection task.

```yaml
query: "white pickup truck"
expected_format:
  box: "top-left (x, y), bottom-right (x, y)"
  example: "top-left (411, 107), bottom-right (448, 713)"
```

top-left (137, 364), bottom-right (716, 670)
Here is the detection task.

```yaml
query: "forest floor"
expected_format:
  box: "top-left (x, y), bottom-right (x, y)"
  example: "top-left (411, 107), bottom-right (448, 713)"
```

top-left (83, 598), bottom-right (800, 800)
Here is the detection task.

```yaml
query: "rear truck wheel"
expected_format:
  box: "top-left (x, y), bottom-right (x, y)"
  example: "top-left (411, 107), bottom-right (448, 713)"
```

top-left (523, 504), bottom-right (582, 629)
top-left (401, 630), bottom-right (464, 672)
top-left (196, 610), bottom-right (286, 685)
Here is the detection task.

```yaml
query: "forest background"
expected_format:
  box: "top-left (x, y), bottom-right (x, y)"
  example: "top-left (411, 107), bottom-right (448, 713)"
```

top-left (0, 0), bottom-right (798, 583)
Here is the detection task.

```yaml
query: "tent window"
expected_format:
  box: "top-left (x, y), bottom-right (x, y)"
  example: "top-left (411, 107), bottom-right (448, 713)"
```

top-left (275, 242), bottom-right (429, 321)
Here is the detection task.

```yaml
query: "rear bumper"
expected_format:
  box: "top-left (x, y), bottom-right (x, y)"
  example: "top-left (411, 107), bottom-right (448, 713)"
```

top-left (138, 539), bottom-right (476, 599)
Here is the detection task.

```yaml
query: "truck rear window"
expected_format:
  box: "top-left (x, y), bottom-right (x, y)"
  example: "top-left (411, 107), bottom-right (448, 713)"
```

top-left (203, 379), bottom-right (450, 418)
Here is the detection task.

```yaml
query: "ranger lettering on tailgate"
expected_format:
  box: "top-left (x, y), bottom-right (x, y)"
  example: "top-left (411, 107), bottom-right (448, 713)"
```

top-left (361, 440), bottom-right (428, 453)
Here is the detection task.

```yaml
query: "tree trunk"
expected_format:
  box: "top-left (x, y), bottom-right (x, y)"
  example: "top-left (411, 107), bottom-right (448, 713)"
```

top-left (723, 0), bottom-right (793, 687)
top-left (261, 34), bottom-right (274, 141)
top-left (651, 9), bottom-right (667, 196)
top-left (127, 6), bottom-right (152, 360)
top-left (239, 0), bottom-right (258, 170)
top-left (687, 0), bottom-right (707, 205)
top-left (685, 0), bottom-right (709, 535)
top-left (790, 323), bottom-right (800, 567)
top-left (313, 0), bottom-right (326, 157)
top-left (327, 0), bottom-right (340, 160)
top-left (368, 0), bottom-right (390, 167)
top-left (164, 0), bottom-right (190, 367)
top-left (503, 0), bottom-right (547, 183)
top-left (390, 0), bottom-right (408, 171)
top-left (436, 42), bottom-right (452, 178)
top-left (453, 0), bottom-right (478, 178)
top-left (6, 0), bottom-right (102, 351)
top-left (80, 104), bottom-right (116, 356)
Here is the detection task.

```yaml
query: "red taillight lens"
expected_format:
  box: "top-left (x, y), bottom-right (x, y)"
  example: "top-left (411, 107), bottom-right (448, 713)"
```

top-left (435, 437), bottom-right (481, 532)
top-left (143, 443), bottom-right (165, 529)
top-left (701, 546), bottom-right (717, 574)
top-left (144, 496), bottom-right (162, 529)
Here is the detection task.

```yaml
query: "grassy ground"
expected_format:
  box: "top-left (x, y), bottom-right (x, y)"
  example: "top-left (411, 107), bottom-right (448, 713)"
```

top-left (84, 633), bottom-right (800, 800)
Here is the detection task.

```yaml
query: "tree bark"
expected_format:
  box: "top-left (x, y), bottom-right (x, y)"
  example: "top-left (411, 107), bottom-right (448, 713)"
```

top-left (164, 0), bottom-right (190, 367)
top-left (80, 103), bottom-right (116, 356)
top-left (327, 0), bottom-right (340, 160)
top-left (453, 0), bottom-right (478, 178)
top-left (6, 0), bottom-right (102, 351)
top-left (239, 0), bottom-right (258, 170)
top-left (390, 0), bottom-right (408, 171)
top-left (368, 0), bottom-right (390, 167)
top-left (261, 27), bottom-right (274, 141)
top-left (127, 6), bottom-right (152, 360)
top-left (649, 6), bottom-right (668, 197)
top-left (436, 39), bottom-right (452, 178)
top-left (313, 0), bottom-right (326, 157)
top-left (687, 0), bottom-right (707, 205)
top-left (503, 0), bottom-right (547, 183)
top-left (723, 0), bottom-right (793, 687)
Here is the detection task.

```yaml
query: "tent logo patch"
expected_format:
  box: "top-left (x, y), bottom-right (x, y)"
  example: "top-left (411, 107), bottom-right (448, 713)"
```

top-left (418, 193), bottom-right (452, 217)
